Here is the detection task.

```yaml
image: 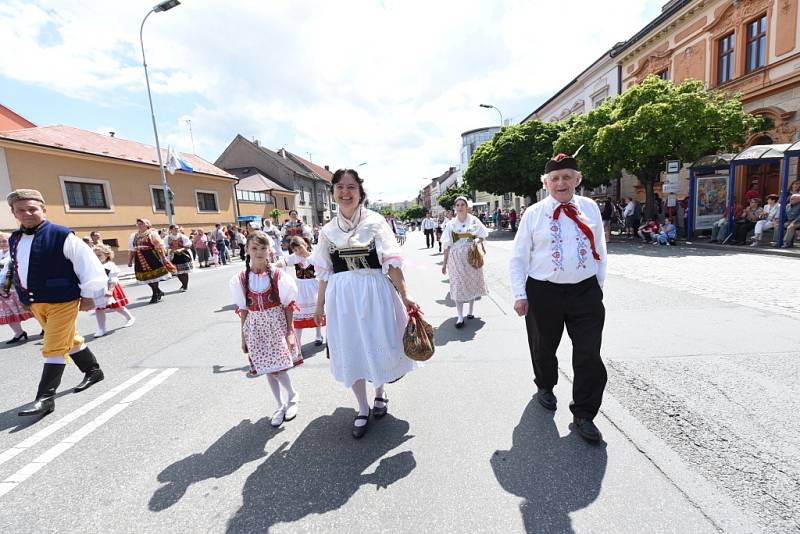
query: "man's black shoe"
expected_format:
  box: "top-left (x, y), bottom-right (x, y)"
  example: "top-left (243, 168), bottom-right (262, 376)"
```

top-left (536, 388), bottom-right (557, 411)
top-left (573, 417), bottom-right (602, 443)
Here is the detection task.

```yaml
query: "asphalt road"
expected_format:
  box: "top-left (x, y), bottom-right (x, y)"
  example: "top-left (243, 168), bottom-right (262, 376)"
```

top-left (0, 229), bottom-right (796, 533)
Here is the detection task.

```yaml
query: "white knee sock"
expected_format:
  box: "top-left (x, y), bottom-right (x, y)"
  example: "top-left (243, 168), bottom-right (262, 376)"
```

top-left (374, 384), bottom-right (387, 407)
top-left (118, 307), bottom-right (133, 321)
top-left (315, 326), bottom-right (322, 340)
top-left (275, 371), bottom-right (298, 403)
top-left (69, 344), bottom-right (86, 354)
top-left (266, 374), bottom-right (285, 409)
top-left (295, 328), bottom-right (303, 348)
top-left (45, 356), bottom-right (67, 364)
top-left (467, 300), bottom-right (474, 316)
top-left (456, 302), bottom-right (464, 322)
top-left (95, 309), bottom-right (107, 333)
top-left (351, 379), bottom-right (370, 425)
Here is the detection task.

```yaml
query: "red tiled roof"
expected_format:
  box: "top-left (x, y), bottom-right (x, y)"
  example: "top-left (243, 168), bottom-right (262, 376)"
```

top-left (0, 124), bottom-right (234, 179)
top-left (288, 152), bottom-right (333, 182)
top-left (0, 103), bottom-right (36, 131)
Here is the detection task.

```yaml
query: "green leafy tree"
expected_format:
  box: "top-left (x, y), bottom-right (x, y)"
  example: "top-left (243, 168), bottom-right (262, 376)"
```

top-left (437, 182), bottom-right (472, 211)
top-left (377, 206), bottom-right (394, 217)
top-left (401, 204), bottom-right (426, 220)
top-left (554, 75), bottom-right (766, 217)
top-left (464, 120), bottom-right (565, 198)
top-left (269, 208), bottom-right (281, 223)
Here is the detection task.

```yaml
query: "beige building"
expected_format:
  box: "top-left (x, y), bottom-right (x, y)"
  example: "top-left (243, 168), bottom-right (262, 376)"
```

top-left (231, 167), bottom-right (297, 224)
top-left (0, 124), bottom-right (237, 254)
top-left (612, 0), bottom-right (800, 202)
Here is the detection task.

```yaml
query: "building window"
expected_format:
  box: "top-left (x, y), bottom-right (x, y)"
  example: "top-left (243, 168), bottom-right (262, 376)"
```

top-left (195, 190), bottom-right (219, 212)
top-left (657, 69), bottom-right (670, 80)
top-left (746, 15), bottom-right (767, 73)
top-left (299, 187), bottom-right (306, 205)
top-left (283, 197), bottom-right (289, 210)
top-left (150, 185), bottom-right (174, 213)
top-left (63, 180), bottom-right (108, 209)
top-left (717, 32), bottom-right (735, 84)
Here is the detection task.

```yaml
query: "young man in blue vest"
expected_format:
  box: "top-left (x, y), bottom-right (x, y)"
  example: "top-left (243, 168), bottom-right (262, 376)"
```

top-left (3, 189), bottom-right (108, 417)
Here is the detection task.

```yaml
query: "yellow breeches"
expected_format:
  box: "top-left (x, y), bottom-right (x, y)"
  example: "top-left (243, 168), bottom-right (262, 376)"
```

top-left (29, 300), bottom-right (84, 357)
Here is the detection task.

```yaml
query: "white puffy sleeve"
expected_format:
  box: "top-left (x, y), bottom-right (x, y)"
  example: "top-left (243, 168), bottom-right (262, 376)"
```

top-left (375, 217), bottom-right (404, 273)
top-left (310, 230), bottom-right (333, 281)
top-left (180, 235), bottom-right (191, 247)
top-left (276, 269), bottom-right (298, 307)
top-left (509, 209), bottom-right (534, 300)
top-left (229, 273), bottom-right (246, 310)
top-left (63, 234), bottom-right (109, 299)
top-left (473, 216), bottom-right (489, 239)
top-left (441, 220), bottom-right (453, 250)
top-left (106, 262), bottom-right (120, 285)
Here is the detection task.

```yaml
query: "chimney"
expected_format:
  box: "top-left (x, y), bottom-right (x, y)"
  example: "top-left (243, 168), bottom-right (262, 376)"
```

top-left (324, 165), bottom-right (330, 171)
top-left (108, 130), bottom-right (115, 137)
top-left (254, 139), bottom-right (260, 147)
top-left (279, 148), bottom-right (287, 158)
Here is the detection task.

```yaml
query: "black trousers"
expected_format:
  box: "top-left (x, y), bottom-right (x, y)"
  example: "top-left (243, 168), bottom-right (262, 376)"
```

top-left (424, 229), bottom-right (434, 247)
top-left (524, 276), bottom-right (607, 419)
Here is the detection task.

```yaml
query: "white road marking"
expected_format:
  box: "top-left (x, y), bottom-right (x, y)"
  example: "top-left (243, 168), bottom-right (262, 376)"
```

top-left (0, 369), bottom-right (158, 468)
top-left (0, 368), bottom-right (178, 498)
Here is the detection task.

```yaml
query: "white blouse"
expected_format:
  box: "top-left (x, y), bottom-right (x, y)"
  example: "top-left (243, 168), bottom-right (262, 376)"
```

top-left (509, 194), bottom-right (607, 299)
top-left (102, 261), bottom-right (120, 286)
top-left (310, 207), bottom-right (404, 280)
top-left (441, 214), bottom-right (489, 250)
top-left (229, 269), bottom-right (298, 310)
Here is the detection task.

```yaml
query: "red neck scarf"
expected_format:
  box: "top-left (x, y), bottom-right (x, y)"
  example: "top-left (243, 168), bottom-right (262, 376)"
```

top-left (553, 203), bottom-right (600, 261)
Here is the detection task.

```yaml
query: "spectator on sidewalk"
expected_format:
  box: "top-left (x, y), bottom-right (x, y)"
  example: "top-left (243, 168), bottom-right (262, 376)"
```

top-left (637, 219), bottom-right (659, 242)
top-left (509, 208), bottom-right (518, 232)
top-left (623, 197), bottom-right (640, 238)
top-left (731, 198), bottom-right (762, 245)
top-left (193, 228), bottom-right (210, 267)
top-left (421, 212), bottom-right (436, 248)
top-left (89, 231), bottom-right (102, 245)
top-left (745, 181), bottom-right (760, 203)
top-left (709, 205), bottom-right (743, 243)
top-left (782, 193), bottom-right (800, 248)
top-left (651, 218), bottom-right (677, 245)
top-left (751, 194), bottom-right (780, 247)
top-left (600, 199), bottom-right (613, 241)
top-left (211, 224), bottom-right (228, 265)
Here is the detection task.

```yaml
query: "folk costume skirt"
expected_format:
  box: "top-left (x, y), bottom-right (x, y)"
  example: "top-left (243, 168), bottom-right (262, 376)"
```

top-left (171, 250), bottom-right (194, 274)
top-left (294, 278), bottom-right (324, 329)
top-left (243, 306), bottom-right (303, 376)
top-left (134, 248), bottom-right (174, 284)
top-left (0, 291), bottom-right (33, 324)
top-left (95, 283), bottom-right (129, 310)
top-left (325, 268), bottom-right (419, 387)
top-left (446, 238), bottom-right (488, 302)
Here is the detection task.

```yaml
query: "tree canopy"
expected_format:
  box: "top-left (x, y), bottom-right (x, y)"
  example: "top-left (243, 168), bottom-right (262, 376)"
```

top-left (554, 75), bottom-right (766, 216)
top-left (437, 182), bottom-right (472, 211)
top-left (464, 120), bottom-right (565, 199)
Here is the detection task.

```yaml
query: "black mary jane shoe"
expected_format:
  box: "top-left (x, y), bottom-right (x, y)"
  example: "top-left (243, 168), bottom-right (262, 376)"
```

top-left (455, 320), bottom-right (464, 329)
top-left (573, 417), bottom-right (602, 443)
top-left (466, 314), bottom-right (475, 320)
top-left (352, 413), bottom-right (370, 439)
top-left (373, 397), bottom-right (389, 419)
top-left (6, 331), bottom-right (28, 344)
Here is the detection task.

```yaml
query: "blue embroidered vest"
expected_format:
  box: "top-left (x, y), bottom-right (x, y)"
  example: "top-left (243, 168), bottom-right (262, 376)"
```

top-left (9, 221), bottom-right (81, 305)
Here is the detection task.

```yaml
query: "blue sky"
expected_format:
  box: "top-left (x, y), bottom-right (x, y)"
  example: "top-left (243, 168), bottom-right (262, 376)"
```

top-left (0, 0), bottom-right (663, 201)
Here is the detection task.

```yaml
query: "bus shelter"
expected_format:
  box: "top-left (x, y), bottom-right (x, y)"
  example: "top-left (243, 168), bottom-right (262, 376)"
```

top-left (779, 140), bottom-right (800, 245)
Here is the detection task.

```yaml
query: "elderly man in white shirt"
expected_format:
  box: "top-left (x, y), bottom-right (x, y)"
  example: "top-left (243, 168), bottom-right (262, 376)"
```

top-left (509, 153), bottom-right (608, 443)
top-left (421, 213), bottom-right (436, 248)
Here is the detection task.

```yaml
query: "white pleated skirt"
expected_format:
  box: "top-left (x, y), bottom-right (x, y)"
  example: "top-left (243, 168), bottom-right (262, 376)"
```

top-left (325, 268), bottom-right (420, 387)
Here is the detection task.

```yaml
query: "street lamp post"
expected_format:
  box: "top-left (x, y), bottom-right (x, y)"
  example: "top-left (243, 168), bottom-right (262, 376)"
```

top-left (140, 0), bottom-right (181, 225)
top-left (479, 103), bottom-right (503, 128)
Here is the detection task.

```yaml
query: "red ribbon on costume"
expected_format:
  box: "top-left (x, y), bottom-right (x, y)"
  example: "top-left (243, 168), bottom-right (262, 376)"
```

top-left (553, 203), bottom-right (601, 261)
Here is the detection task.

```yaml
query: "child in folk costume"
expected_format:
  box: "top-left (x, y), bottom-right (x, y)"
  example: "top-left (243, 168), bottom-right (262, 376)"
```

top-left (209, 236), bottom-right (220, 267)
top-left (277, 236), bottom-right (325, 352)
top-left (230, 231), bottom-right (302, 428)
top-left (92, 244), bottom-right (135, 337)
top-left (0, 231), bottom-right (35, 343)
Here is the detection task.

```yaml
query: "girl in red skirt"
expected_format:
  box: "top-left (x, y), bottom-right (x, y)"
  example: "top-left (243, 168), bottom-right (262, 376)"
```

top-left (93, 244), bottom-right (135, 337)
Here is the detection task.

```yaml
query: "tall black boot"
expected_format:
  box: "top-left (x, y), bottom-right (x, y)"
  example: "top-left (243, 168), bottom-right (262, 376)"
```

top-left (71, 347), bottom-right (105, 393)
top-left (18, 364), bottom-right (66, 417)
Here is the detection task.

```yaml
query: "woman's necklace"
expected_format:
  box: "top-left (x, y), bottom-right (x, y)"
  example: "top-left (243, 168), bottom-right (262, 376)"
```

top-left (336, 206), bottom-right (362, 235)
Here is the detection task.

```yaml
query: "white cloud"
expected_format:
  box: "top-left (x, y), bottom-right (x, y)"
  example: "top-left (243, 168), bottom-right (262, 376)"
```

top-left (0, 0), bottom-right (659, 201)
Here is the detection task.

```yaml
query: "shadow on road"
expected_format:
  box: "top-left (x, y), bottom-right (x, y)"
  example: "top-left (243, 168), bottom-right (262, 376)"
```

top-left (0, 390), bottom-right (73, 433)
top-left (149, 417), bottom-right (283, 512)
top-left (226, 407), bottom-right (416, 533)
top-left (434, 317), bottom-right (485, 346)
top-left (491, 400), bottom-right (607, 534)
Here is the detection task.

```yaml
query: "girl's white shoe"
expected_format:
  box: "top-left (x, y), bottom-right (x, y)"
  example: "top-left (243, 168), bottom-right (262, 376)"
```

top-left (284, 400), bottom-right (299, 421)
top-left (123, 317), bottom-right (136, 328)
top-left (271, 406), bottom-right (287, 427)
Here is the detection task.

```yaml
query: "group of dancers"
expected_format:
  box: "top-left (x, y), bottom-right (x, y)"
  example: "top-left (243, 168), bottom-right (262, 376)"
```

top-left (7, 151), bottom-right (609, 443)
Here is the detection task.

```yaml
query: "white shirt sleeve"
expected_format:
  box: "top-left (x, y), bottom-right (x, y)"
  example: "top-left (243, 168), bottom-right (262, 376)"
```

top-left (229, 273), bottom-right (246, 310)
top-left (375, 217), bottom-right (404, 273)
top-left (474, 216), bottom-right (489, 239)
top-left (105, 262), bottom-right (121, 285)
top-left (509, 210), bottom-right (534, 299)
top-left (309, 231), bottom-right (333, 281)
top-left (63, 234), bottom-right (109, 299)
top-left (276, 270), bottom-right (298, 307)
top-left (128, 233), bottom-right (136, 251)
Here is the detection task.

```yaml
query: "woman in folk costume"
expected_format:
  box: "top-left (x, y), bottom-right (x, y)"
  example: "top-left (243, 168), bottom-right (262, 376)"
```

top-left (91, 244), bottom-right (135, 337)
top-left (0, 231), bottom-right (35, 343)
top-left (441, 196), bottom-right (489, 328)
top-left (311, 169), bottom-right (420, 439)
top-left (166, 224), bottom-right (193, 291)
top-left (281, 210), bottom-right (312, 249)
top-left (231, 231), bottom-right (302, 428)
top-left (276, 236), bottom-right (325, 352)
top-left (128, 218), bottom-right (176, 303)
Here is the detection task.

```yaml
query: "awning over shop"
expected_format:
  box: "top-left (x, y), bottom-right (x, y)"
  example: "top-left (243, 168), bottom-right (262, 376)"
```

top-left (689, 153), bottom-right (735, 172)
top-left (732, 144), bottom-right (789, 161)
top-left (237, 215), bottom-right (260, 221)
